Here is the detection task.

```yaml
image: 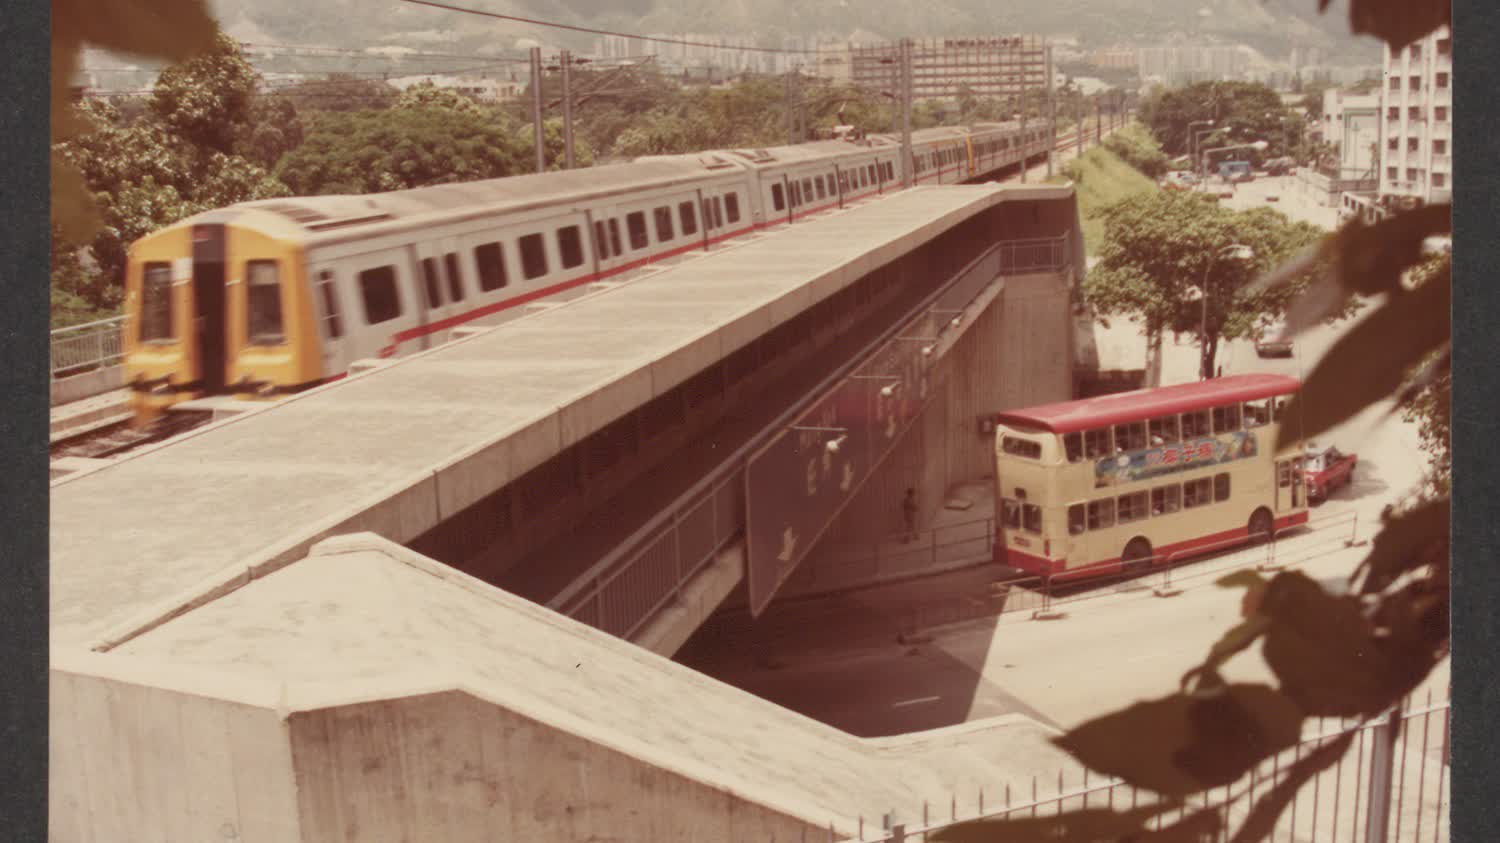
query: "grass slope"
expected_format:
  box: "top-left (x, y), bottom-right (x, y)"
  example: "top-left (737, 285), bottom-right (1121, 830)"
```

top-left (1049, 146), bottom-right (1160, 257)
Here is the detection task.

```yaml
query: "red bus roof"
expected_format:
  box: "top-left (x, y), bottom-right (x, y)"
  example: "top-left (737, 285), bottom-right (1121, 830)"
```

top-left (993, 374), bottom-right (1301, 435)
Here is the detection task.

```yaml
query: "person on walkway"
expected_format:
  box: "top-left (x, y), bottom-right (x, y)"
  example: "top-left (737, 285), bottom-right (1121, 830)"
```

top-left (902, 488), bottom-right (919, 543)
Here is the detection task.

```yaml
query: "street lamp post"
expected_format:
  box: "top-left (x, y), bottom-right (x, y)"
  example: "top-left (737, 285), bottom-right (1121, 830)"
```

top-left (1186, 119), bottom-right (1214, 175)
top-left (1197, 244), bottom-right (1255, 380)
top-left (1191, 126), bottom-right (1221, 189)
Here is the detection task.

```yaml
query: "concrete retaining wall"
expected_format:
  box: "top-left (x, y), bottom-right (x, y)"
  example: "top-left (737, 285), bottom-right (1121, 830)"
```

top-left (51, 365), bottom-right (124, 406)
top-left (288, 690), bottom-right (827, 843)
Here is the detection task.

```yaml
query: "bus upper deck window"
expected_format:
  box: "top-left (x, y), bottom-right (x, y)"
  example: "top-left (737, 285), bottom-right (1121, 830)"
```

top-left (1114, 421), bottom-right (1147, 452)
top-left (1148, 415), bottom-right (1179, 444)
top-left (1083, 428), bottom-right (1111, 459)
top-left (1181, 410), bottom-right (1210, 439)
top-left (1063, 432), bottom-right (1083, 462)
top-left (1244, 399), bottom-right (1271, 427)
top-left (1213, 404), bottom-right (1242, 433)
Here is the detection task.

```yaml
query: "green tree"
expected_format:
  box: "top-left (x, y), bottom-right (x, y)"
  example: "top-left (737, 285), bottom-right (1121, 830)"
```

top-left (236, 94), bottom-right (305, 170)
top-left (1084, 190), bottom-right (1341, 387)
top-left (395, 80), bottom-right (484, 116)
top-left (278, 73), bottom-right (399, 112)
top-left (147, 31), bottom-right (259, 156)
top-left (1400, 255), bottom-right (1453, 498)
top-left (274, 106), bottom-right (525, 195)
top-left (1101, 121), bottom-right (1170, 179)
top-left (1139, 81), bottom-right (1294, 161)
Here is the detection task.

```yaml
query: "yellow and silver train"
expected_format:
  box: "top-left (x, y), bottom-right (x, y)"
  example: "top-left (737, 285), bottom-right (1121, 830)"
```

top-left (123, 120), bottom-right (1056, 417)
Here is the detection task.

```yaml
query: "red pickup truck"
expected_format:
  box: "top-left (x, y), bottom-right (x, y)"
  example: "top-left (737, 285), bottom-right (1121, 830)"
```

top-left (1303, 443), bottom-right (1357, 502)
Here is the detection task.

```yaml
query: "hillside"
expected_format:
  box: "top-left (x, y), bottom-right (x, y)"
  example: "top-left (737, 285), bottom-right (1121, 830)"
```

top-left (209, 0), bottom-right (1383, 64)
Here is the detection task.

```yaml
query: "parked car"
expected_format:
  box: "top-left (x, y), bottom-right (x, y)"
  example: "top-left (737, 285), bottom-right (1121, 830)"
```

top-left (1232, 171), bottom-right (1256, 184)
top-left (1254, 324), bottom-right (1293, 357)
top-left (1266, 194), bottom-right (1280, 202)
top-left (1303, 443), bottom-right (1358, 502)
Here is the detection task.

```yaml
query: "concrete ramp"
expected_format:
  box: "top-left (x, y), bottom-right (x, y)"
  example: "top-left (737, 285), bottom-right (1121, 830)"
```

top-left (53, 533), bottom-right (1079, 842)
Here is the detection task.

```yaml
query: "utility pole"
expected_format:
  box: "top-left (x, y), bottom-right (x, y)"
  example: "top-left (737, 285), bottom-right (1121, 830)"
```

top-left (1018, 40), bottom-right (1027, 184)
top-left (1046, 42), bottom-right (1055, 179)
top-left (530, 47), bottom-right (545, 174)
top-left (900, 37), bottom-right (914, 188)
top-left (560, 50), bottom-right (575, 169)
top-left (785, 69), bottom-right (796, 146)
top-left (1096, 96), bottom-right (1102, 143)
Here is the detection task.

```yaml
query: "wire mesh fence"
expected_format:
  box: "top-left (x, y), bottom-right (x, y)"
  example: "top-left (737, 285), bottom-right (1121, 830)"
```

top-left (51, 316), bottom-right (126, 378)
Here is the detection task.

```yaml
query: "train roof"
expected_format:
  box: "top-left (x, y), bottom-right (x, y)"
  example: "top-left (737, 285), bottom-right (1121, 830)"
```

top-left (993, 374), bottom-right (1302, 435)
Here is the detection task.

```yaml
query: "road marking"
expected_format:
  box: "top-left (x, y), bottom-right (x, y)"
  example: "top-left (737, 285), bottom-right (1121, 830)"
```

top-left (892, 695), bottom-right (942, 708)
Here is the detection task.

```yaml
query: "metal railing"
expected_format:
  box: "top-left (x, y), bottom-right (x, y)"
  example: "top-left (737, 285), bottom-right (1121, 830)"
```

top-left (51, 315), bottom-right (126, 378)
top-left (836, 689), bottom-right (1449, 843)
top-left (551, 234), bottom-right (1073, 640)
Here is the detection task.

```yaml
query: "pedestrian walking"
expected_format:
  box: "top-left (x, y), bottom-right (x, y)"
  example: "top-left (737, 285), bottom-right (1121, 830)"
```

top-left (902, 488), bottom-right (919, 543)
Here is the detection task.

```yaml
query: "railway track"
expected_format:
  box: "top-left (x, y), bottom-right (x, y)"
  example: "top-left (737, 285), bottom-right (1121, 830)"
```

top-left (50, 411), bottom-right (210, 462)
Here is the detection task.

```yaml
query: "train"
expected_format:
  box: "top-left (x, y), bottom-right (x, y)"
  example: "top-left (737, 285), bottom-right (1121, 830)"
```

top-left (121, 119), bottom-right (1061, 418)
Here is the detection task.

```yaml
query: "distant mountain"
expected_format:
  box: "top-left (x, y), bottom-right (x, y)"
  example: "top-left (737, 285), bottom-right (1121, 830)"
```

top-left (209, 0), bottom-right (1383, 64)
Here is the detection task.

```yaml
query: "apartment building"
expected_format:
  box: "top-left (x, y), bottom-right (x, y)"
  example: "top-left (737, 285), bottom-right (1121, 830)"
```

top-left (849, 36), bottom-right (1048, 102)
top-left (1322, 89), bottom-right (1381, 178)
top-left (1379, 25), bottom-right (1452, 204)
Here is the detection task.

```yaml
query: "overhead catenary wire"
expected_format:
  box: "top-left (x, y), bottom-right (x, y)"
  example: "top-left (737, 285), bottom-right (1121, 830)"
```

top-left (399, 0), bottom-right (821, 55)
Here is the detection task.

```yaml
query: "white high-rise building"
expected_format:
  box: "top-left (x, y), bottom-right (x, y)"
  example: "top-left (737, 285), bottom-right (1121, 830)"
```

top-left (1379, 25), bottom-right (1452, 204)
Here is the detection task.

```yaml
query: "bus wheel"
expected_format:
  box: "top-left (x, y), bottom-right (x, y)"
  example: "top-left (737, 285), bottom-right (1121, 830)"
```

top-left (1248, 508), bottom-right (1274, 544)
top-left (1122, 538), bottom-right (1153, 574)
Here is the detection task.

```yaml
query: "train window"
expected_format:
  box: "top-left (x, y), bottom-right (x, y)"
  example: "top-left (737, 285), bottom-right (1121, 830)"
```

top-left (443, 253), bottom-right (464, 302)
top-left (557, 225), bottom-right (584, 269)
top-left (316, 271), bottom-right (343, 339)
top-left (884, 162), bottom-right (894, 180)
top-left (790, 182), bottom-right (801, 207)
top-left (724, 193), bottom-right (740, 223)
top-left (140, 261), bottom-right (172, 342)
top-left (814, 177), bottom-right (826, 200)
top-left (608, 219), bottom-right (623, 256)
top-left (678, 202), bottom-right (697, 235)
top-left (654, 206), bottom-right (675, 242)
top-left (625, 211), bottom-right (649, 250)
top-left (358, 265), bottom-right (402, 325)
top-left (771, 183), bottom-right (786, 211)
top-left (801, 178), bottom-right (813, 201)
top-left (246, 260), bottom-right (285, 344)
top-left (838, 172), bottom-right (848, 193)
top-left (419, 257), bottom-right (444, 309)
top-left (519, 233), bottom-right (549, 279)
top-left (1151, 484), bottom-right (1181, 515)
top-left (475, 242), bottom-right (507, 291)
top-left (711, 196), bottom-right (724, 228)
top-left (1214, 473), bottom-right (1231, 502)
top-left (594, 221), bottom-right (610, 260)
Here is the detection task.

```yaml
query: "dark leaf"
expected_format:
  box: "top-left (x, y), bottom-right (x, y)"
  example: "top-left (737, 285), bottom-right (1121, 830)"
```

top-left (1355, 498), bottom-right (1450, 595)
top-left (1172, 685), bottom-right (1303, 788)
top-left (1273, 270), bottom-right (1449, 452)
top-left (1227, 733), bottom-right (1355, 843)
top-left (1133, 804), bottom-right (1225, 843)
top-left (53, 0), bottom-right (219, 65)
top-left (1180, 616), bottom-right (1270, 692)
top-left (1329, 205), bottom-right (1451, 297)
top-left (1258, 572), bottom-right (1401, 716)
top-left (1394, 346), bottom-right (1452, 412)
top-left (1054, 684), bottom-right (1300, 797)
top-left (931, 804), bottom-right (1166, 842)
top-left (1346, 0), bottom-right (1451, 53)
top-left (1216, 570), bottom-right (1268, 590)
top-left (50, 154), bottom-right (101, 244)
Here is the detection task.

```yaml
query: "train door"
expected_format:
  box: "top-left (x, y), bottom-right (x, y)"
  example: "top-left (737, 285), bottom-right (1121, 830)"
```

top-left (593, 203), bottom-right (626, 277)
top-left (413, 236), bottom-right (465, 346)
top-left (305, 261), bottom-right (351, 380)
top-left (700, 186), bottom-right (724, 246)
top-left (190, 223), bottom-right (229, 394)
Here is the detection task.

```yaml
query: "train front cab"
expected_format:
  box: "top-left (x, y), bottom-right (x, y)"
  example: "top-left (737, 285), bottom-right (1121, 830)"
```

top-left (124, 213), bottom-right (322, 421)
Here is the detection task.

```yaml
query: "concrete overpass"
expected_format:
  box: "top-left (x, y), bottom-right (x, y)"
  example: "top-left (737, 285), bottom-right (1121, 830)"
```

top-left (50, 184), bottom-right (1088, 841)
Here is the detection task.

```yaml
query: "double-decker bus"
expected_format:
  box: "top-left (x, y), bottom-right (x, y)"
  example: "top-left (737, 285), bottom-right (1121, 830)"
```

top-left (991, 374), bottom-right (1308, 580)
